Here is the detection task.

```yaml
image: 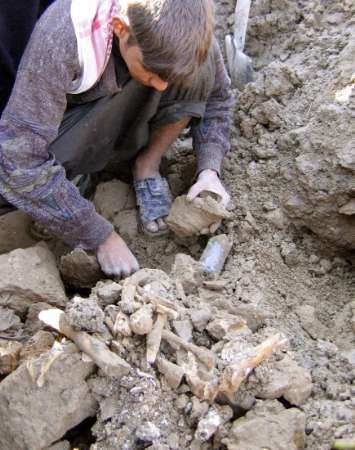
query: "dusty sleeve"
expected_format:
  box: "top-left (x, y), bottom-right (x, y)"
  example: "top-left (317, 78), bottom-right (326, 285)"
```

top-left (0, 0), bottom-right (113, 250)
top-left (191, 43), bottom-right (235, 175)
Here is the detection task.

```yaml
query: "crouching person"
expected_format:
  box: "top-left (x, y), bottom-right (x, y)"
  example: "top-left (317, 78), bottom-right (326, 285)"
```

top-left (0, 0), bottom-right (234, 278)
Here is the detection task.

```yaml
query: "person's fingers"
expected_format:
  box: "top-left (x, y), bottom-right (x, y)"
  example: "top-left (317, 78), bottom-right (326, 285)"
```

top-left (187, 182), bottom-right (204, 202)
top-left (200, 227), bottom-right (210, 235)
top-left (157, 218), bottom-right (168, 230)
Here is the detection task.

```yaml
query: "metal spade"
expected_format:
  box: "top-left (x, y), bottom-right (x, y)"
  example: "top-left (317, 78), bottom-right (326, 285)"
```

top-left (225, 0), bottom-right (254, 90)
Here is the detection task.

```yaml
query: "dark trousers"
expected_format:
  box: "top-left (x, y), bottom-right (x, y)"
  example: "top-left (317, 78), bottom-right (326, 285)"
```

top-left (0, 0), bottom-right (54, 114)
top-left (0, 61), bottom-right (213, 213)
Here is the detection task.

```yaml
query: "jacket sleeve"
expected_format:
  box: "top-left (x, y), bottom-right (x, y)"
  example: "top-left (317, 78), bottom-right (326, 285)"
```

top-left (192, 41), bottom-right (235, 175)
top-left (0, 0), bottom-right (113, 250)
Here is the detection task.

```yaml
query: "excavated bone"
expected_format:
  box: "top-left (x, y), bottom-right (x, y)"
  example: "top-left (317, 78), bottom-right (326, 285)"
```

top-left (39, 309), bottom-right (131, 378)
top-left (166, 195), bottom-right (232, 237)
top-left (162, 329), bottom-right (216, 370)
top-left (183, 354), bottom-right (219, 402)
top-left (156, 357), bottom-right (185, 389)
top-left (219, 333), bottom-right (288, 401)
top-left (113, 311), bottom-right (132, 337)
top-left (136, 286), bottom-right (179, 315)
top-left (146, 313), bottom-right (167, 364)
top-left (129, 305), bottom-right (154, 335)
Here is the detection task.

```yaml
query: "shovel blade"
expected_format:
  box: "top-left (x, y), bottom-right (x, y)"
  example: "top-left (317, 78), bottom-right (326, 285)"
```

top-left (225, 34), bottom-right (254, 91)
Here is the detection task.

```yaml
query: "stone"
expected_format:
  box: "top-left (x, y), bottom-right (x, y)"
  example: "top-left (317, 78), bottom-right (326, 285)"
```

top-left (93, 180), bottom-right (136, 221)
top-left (20, 331), bottom-right (55, 362)
top-left (92, 280), bottom-right (122, 305)
top-left (113, 209), bottom-right (138, 241)
top-left (0, 211), bottom-right (37, 255)
top-left (66, 296), bottom-right (106, 333)
top-left (0, 307), bottom-right (21, 332)
top-left (233, 304), bottom-right (268, 332)
top-left (0, 243), bottom-right (67, 314)
top-left (171, 254), bottom-right (203, 295)
top-left (173, 319), bottom-right (193, 342)
top-left (190, 309), bottom-right (212, 332)
top-left (60, 249), bottom-right (104, 289)
top-left (195, 405), bottom-right (233, 442)
top-left (45, 441), bottom-right (70, 450)
top-left (206, 314), bottom-right (249, 340)
top-left (296, 305), bottom-right (328, 339)
top-left (256, 355), bottom-right (313, 406)
top-left (0, 339), bottom-right (23, 374)
top-left (0, 342), bottom-right (97, 450)
top-left (25, 302), bottom-right (53, 333)
top-left (223, 400), bottom-right (306, 450)
top-left (136, 422), bottom-right (161, 444)
top-left (166, 195), bottom-right (231, 237)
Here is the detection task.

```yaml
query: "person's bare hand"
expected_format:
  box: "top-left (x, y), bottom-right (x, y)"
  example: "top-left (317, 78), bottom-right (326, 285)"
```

top-left (187, 169), bottom-right (230, 234)
top-left (97, 231), bottom-right (139, 279)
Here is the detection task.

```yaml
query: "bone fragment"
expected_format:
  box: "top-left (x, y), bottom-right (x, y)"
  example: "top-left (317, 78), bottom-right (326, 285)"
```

top-left (156, 357), bottom-right (185, 389)
top-left (218, 333), bottom-right (287, 400)
top-left (146, 313), bottom-right (167, 364)
top-left (119, 281), bottom-right (141, 315)
top-left (136, 286), bottom-right (179, 315)
top-left (130, 304), bottom-right (154, 335)
top-left (113, 311), bottom-right (132, 337)
top-left (39, 309), bottom-right (131, 378)
top-left (162, 329), bottom-right (216, 369)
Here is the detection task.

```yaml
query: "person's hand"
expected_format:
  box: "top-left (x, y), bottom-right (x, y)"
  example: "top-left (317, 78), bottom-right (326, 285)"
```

top-left (187, 169), bottom-right (230, 234)
top-left (97, 231), bottom-right (139, 278)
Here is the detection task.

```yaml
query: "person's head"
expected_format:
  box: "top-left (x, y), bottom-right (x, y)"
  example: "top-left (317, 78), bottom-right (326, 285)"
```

top-left (113, 0), bottom-right (214, 91)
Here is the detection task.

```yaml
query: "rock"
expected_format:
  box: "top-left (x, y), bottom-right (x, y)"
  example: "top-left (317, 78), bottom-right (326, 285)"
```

top-left (60, 249), bottom-right (104, 289)
top-left (0, 211), bottom-right (36, 254)
top-left (113, 209), bottom-right (138, 241)
top-left (45, 441), bottom-right (70, 450)
top-left (92, 281), bottom-right (122, 305)
top-left (351, 301), bottom-right (355, 333)
top-left (296, 305), bottom-right (328, 339)
top-left (66, 296), bottom-right (106, 333)
top-left (130, 305), bottom-right (154, 335)
top-left (166, 195), bottom-right (231, 237)
top-left (206, 314), bottom-right (249, 340)
top-left (0, 342), bottom-right (97, 450)
top-left (20, 331), bottom-right (55, 362)
top-left (171, 254), bottom-right (203, 295)
top-left (0, 339), bottom-right (23, 374)
top-left (195, 405), bottom-right (233, 442)
top-left (173, 319), bottom-right (193, 342)
top-left (136, 422), bottom-right (161, 444)
top-left (223, 400), bottom-right (306, 450)
top-left (0, 243), bottom-right (67, 314)
top-left (233, 304), bottom-right (268, 332)
top-left (190, 309), bottom-right (212, 332)
top-left (256, 355), bottom-right (313, 406)
top-left (93, 180), bottom-right (135, 221)
top-left (25, 302), bottom-right (53, 333)
top-left (0, 307), bottom-right (21, 332)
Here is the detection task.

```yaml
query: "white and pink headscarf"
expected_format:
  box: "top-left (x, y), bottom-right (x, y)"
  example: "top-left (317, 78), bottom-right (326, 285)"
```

top-left (69, 0), bottom-right (124, 94)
